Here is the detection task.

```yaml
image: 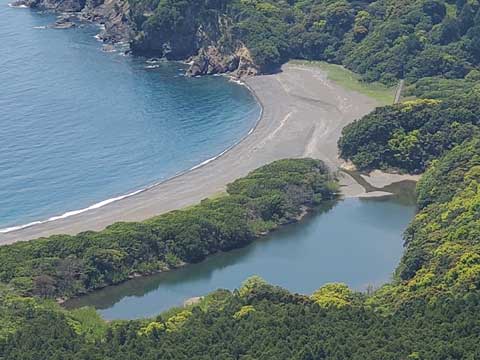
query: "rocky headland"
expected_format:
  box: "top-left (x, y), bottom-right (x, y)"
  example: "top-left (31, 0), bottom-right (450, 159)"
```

top-left (11, 0), bottom-right (260, 77)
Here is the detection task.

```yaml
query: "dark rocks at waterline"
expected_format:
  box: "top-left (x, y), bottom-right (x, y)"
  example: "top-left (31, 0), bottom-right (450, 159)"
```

top-left (10, 0), bottom-right (258, 78)
top-left (146, 58), bottom-right (162, 63)
top-left (11, 0), bottom-right (86, 12)
top-left (11, 0), bottom-right (132, 43)
top-left (79, 0), bottom-right (132, 43)
top-left (186, 46), bottom-right (259, 78)
top-left (101, 44), bottom-right (115, 52)
top-left (10, 0), bottom-right (34, 7)
top-left (52, 16), bottom-right (77, 29)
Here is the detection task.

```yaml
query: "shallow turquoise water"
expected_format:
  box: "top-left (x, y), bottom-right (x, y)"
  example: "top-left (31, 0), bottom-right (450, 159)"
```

top-left (0, 3), bottom-right (260, 230)
top-left (66, 196), bottom-right (416, 320)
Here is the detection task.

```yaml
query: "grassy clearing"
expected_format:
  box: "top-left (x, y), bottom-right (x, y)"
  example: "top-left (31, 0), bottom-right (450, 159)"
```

top-left (445, 2), bottom-right (457, 18)
top-left (289, 60), bottom-right (396, 105)
top-left (68, 307), bottom-right (109, 341)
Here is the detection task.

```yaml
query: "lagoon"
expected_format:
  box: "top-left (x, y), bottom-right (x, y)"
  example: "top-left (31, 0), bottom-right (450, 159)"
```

top-left (66, 194), bottom-right (416, 319)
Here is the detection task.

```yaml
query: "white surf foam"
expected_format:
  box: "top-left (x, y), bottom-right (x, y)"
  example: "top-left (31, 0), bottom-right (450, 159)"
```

top-left (189, 150), bottom-right (227, 171)
top-left (8, 3), bottom-right (28, 8)
top-left (1, 77), bottom-right (263, 236)
top-left (0, 188), bottom-right (144, 234)
top-left (229, 78), bottom-right (247, 87)
top-left (0, 121), bottom-right (258, 235)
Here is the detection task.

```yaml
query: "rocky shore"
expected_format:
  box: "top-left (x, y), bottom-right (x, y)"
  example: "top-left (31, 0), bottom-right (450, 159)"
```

top-left (11, 0), bottom-right (132, 43)
top-left (185, 46), bottom-right (259, 78)
top-left (10, 0), bottom-right (260, 77)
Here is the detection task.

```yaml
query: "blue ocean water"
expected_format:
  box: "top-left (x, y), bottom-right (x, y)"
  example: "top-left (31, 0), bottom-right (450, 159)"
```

top-left (0, 3), bottom-right (260, 230)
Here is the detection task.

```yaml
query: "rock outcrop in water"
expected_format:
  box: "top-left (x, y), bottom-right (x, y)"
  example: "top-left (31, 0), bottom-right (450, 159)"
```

top-left (12, 0), bottom-right (131, 43)
top-left (52, 15), bottom-right (76, 29)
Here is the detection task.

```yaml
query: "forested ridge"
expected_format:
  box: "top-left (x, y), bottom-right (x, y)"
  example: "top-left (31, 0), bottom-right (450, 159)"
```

top-left (337, 17), bottom-right (480, 174)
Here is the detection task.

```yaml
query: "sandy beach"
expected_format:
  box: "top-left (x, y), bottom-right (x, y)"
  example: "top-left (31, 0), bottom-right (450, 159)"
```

top-left (1, 63), bottom-right (413, 245)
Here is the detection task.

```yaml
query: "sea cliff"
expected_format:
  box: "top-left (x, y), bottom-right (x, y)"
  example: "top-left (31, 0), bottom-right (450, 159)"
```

top-left (12, 0), bottom-right (260, 77)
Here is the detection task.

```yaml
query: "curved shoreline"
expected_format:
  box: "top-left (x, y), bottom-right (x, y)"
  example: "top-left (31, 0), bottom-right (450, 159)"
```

top-left (0, 78), bottom-right (263, 235)
top-left (1, 63), bottom-right (382, 245)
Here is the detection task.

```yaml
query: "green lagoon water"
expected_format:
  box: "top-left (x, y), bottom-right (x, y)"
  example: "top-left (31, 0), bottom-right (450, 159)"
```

top-left (67, 194), bottom-right (416, 319)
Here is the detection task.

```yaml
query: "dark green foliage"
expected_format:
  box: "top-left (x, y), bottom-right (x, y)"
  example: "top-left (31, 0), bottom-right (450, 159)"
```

top-left (0, 159), bottom-right (335, 300)
top-left (338, 97), bottom-right (480, 173)
top-left (2, 282), bottom-right (480, 359)
top-left (404, 74), bottom-right (480, 99)
top-left (130, 0), bottom-right (480, 83)
top-left (92, 290), bottom-right (480, 360)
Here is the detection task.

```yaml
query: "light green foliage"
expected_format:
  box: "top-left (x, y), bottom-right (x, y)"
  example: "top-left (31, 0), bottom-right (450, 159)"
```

top-left (233, 305), bottom-right (256, 319)
top-left (138, 321), bottom-right (165, 336)
top-left (68, 307), bottom-right (108, 342)
top-left (164, 309), bottom-right (192, 332)
top-left (388, 129), bottom-right (421, 163)
top-left (400, 99), bottom-right (442, 111)
top-left (238, 276), bottom-right (268, 297)
top-left (370, 139), bottom-right (480, 307)
top-left (311, 283), bottom-right (354, 308)
top-left (291, 60), bottom-right (395, 105)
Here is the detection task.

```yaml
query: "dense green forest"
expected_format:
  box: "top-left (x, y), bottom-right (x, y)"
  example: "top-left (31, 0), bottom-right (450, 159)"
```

top-left (130, 0), bottom-right (480, 82)
top-left (338, 95), bottom-right (480, 173)
top-left (1, 0), bottom-right (480, 358)
top-left (0, 159), bottom-right (336, 300)
top-left (1, 138), bottom-right (480, 358)
top-left (338, 37), bottom-right (480, 173)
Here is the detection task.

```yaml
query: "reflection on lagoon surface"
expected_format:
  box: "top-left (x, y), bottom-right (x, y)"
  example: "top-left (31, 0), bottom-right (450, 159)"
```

top-left (66, 183), bottom-right (416, 320)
